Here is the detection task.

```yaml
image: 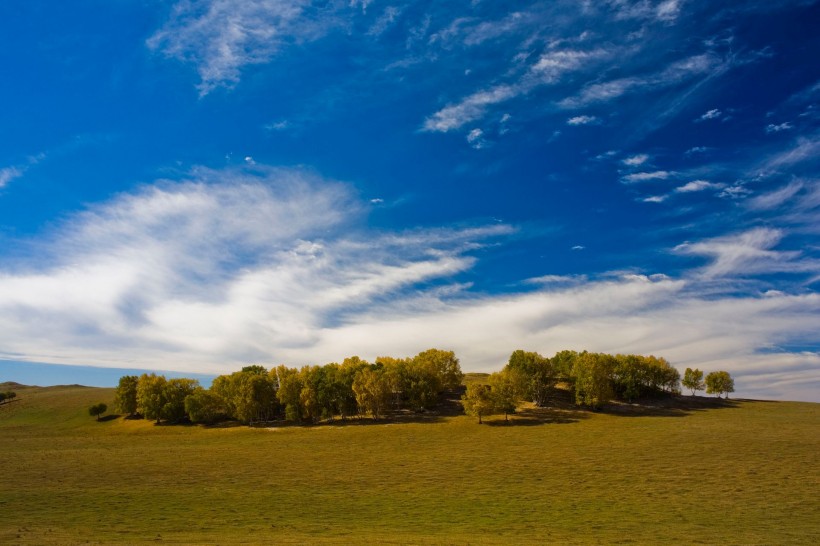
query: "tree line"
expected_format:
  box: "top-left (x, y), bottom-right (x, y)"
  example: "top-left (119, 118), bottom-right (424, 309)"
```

top-left (462, 350), bottom-right (735, 423)
top-left (0, 391), bottom-right (17, 404)
top-left (113, 349), bottom-right (463, 425)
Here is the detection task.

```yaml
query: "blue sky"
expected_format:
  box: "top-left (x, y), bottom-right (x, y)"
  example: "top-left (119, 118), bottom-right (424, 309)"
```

top-left (1, 0), bottom-right (819, 401)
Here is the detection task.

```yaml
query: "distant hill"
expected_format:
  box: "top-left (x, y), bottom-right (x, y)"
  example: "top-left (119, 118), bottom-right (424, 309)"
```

top-left (0, 381), bottom-right (30, 389)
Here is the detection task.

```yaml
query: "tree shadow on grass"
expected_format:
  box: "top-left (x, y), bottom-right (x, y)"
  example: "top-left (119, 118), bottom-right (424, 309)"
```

top-left (97, 414), bottom-right (120, 422)
top-left (484, 406), bottom-right (592, 426)
top-left (600, 395), bottom-right (742, 418)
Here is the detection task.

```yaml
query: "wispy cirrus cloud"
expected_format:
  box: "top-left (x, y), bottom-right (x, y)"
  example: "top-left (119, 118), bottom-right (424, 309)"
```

top-left (422, 48), bottom-right (610, 132)
top-left (1, 164), bottom-right (819, 400)
top-left (622, 170), bottom-right (674, 183)
top-left (0, 166), bottom-right (23, 189)
top-left (675, 179), bottom-right (724, 193)
top-left (674, 227), bottom-right (818, 279)
top-left (148, 0), bottom-right (328, 96)
top-left (567, 115), bottom-right (599, 126)
top-left (559, 53), bottom-right (721, 109)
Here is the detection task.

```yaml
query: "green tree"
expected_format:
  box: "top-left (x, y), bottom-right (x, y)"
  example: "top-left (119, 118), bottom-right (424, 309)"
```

top-left (4, 391), bottom-right (16, 403)
top-left (352, 367), bottom-right (391, 419)
top-left (137, 373), bottom-right (167, 423)
top-left (0, 392), bottom-right (6, 404)
top-left (490, 368), bottom-right (526, 421)
top-left (88, 402), bottom-right (107, 421)
top-left (241, 365), bottom-right (267, 375)
top-left (114, 375), bottom-right (139, 416)
top-left (461, 383), bottom-right (495, 424)
top-left (552, 350), bottom-right (580, 384)
top-left (682, 368), bottom-right (705, 396)
top-left (184, 388), bottom-right (224, 424)
top-left (162, 378), bottom-right (199, 423)
top-left (413, 348), bottom-right (464, 391)
top-left (572, 352), bottom-right (615, 409)
top-left (274, 366), bottom-right (304, 422)
top-left (705, 371), bottom-right (735, 399)
top-left (506, 350), bottom-right (555, 406)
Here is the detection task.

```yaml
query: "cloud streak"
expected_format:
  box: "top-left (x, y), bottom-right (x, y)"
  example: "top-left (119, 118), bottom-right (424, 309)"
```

top-left (1, 166), bottom-right (818, 401)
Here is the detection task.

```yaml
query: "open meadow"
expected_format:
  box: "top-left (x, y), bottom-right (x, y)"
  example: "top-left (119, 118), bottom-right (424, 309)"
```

top-left (1, 381), bottom-right (818, 545)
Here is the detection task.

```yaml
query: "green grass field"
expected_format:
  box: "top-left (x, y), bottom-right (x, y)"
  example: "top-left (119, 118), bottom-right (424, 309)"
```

top-left (1, 381), bottom-right (818, 545)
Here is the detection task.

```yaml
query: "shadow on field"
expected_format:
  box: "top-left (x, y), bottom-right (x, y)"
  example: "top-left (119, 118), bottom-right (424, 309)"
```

top-left (485, 406), bottom-right (592, 426)
top-left (601, 395), bottom-right (741, 418)
top-left (97, 414), bottom-right (120, 422)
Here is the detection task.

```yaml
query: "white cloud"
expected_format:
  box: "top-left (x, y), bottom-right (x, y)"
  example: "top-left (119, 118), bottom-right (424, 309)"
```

top-left (367, 6), bottom-right (403, 37)
top-left (760, 136), bottom-right (820, 170)
top-left (642, 195), bottom-right (667, 203)
top-left (697, 108), bottom-right (722, 121)
top-left (622, 170), bottom-right (674, 183)
top-left (572, 245), bottom-right (585, 250)
top-left (423, 49), bottom-right (608, 132)
top-left (466, 128), bottom-right (487, 149)
top-left (675, 179), bottom-right (724, 193)
top-left (622, 153), bottom-right (649, 166)
top-left (0, 166), bottom-right (23, 189)
top-left (674, 227), bottom-right (814, 278)
top-left (148, 0), bottom-right (326, 96)
top-left (766, 122), bottom-right (793, 133)
top-left (567, 115), bottom-right (598, 125)
top-left (264, 120), bottom-right (291, 131)
top-left (746, 180), bottom-right (803, 210)
top-left (560, 53), bottom-right (719, 109)
top-left (422, 84), bottom-right (518, 132)
top-left (685, 146), bottom-right (709, 155)
top-left (2, 168), bottom-right (819, 401)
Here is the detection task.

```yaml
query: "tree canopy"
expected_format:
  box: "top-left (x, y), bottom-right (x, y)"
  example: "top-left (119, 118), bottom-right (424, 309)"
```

top-left (705, 371), bottom-right (735, 399)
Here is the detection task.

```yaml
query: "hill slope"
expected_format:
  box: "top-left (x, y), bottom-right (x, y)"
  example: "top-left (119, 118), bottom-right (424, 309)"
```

top-left (1, 385), bottom-right (818, 544)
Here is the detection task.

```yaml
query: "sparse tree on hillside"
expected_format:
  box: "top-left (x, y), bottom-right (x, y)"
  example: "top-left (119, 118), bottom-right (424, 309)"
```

top-left (114, 375), bottom-right (139, 416)
top-left (89, 402), bottom-right (107, 421)
top-left (705, 371), bottom-right (735, 399)
top-left (682, 368), bottom-right (705, 396)
top-left (461, 383), bottom-right (495, 424)
top-left (4, 391), bottom-right (16, 403)
top-left (0, 392), bottom-right (6, 404)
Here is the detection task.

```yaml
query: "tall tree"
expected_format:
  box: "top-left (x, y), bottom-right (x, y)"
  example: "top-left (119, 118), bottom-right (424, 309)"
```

top-left (461, 383), bottom-right (495, 424)
top-left (413, 349), bottom-right (464, 391)
top-left (506, 350), bottom-right (555, 406)
top-left (352, 367), bottom-right (391, 419)
top-left (490, 368), bottom-right (526, 421)
top-left (184, 388), bottom-right (224, 424)
top-left (682, 368), bottom-right (705, 396)
top-left (137, 373), bottom-right (167, 423)
top-left (162, 378), bottom-right (199, 423)
top-left (114, 375), bottom-right (139, 416)
top-left (705, 371), bottom-right (735, 399)
top-left (572, 352), bottom-right (615, 409)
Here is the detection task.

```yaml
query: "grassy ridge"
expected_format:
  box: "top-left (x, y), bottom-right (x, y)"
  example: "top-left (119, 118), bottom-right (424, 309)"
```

top-left (1, 384), bottom-right (818, 544)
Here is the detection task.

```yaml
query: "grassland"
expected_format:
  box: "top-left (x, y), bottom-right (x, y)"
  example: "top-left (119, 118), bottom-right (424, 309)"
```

top-left (1, 381), bottom-right (818, 545)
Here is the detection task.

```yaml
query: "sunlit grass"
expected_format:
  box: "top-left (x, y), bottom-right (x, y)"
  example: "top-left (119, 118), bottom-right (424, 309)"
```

top-left (1, 383), bottom-right (818, 544)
